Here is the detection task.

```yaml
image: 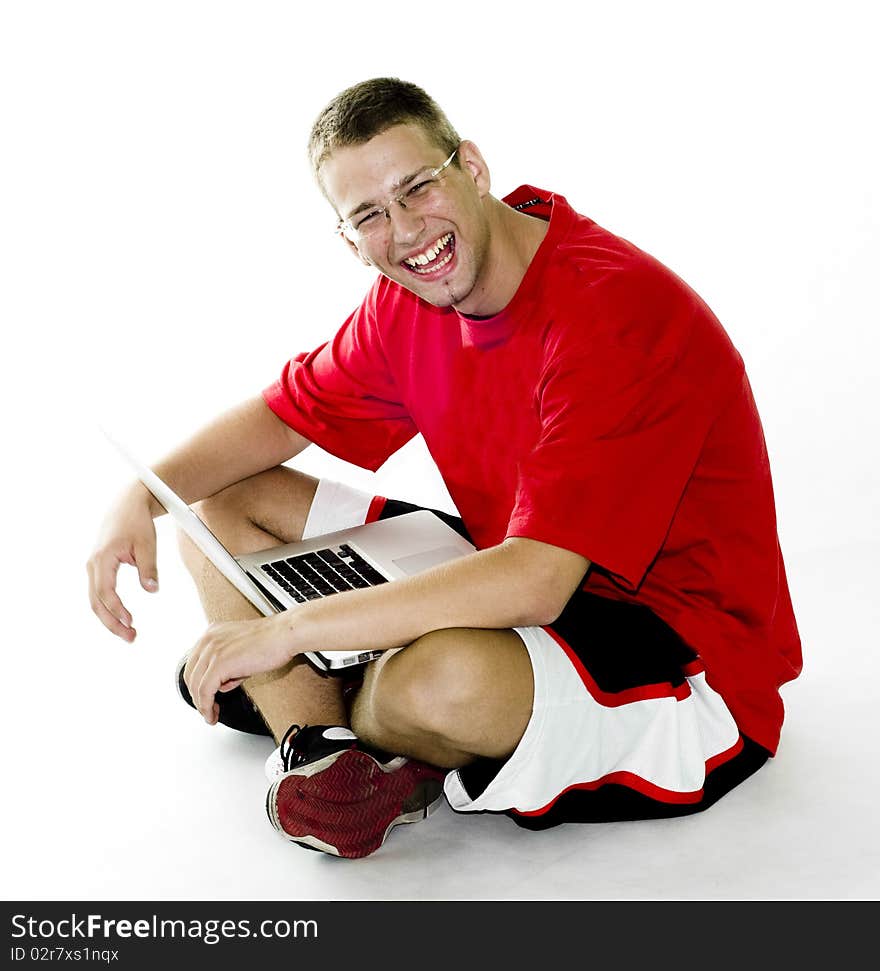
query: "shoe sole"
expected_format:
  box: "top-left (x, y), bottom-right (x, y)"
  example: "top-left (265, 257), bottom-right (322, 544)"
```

top-left (266, 748), bottom-right (445, 859)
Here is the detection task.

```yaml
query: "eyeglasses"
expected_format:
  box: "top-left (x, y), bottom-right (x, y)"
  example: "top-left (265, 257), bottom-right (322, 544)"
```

top-left (335, 146), bottom-right (459, 244)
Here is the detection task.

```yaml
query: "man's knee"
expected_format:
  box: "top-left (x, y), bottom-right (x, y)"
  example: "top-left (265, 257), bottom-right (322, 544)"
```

top-left (355, 629), bottom-right (532, 747)
top-left (178, 466), bottom-right (319, 566)
top-left (175, 482), bottom-right (252, 573)
top-left (357, 632), bottom-right (465, 737)
top-left (190, 476), bottom-right (261, 533)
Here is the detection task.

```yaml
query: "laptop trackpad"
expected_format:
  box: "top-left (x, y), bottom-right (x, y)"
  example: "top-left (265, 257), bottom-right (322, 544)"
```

top-left (392, 546), bottom-right (466, 576)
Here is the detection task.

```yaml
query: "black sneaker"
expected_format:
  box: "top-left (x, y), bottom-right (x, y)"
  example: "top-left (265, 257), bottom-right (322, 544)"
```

top-left (265, 724), bottom-right (446, 859)
top-left (175, 653), bottom-right (272, 736)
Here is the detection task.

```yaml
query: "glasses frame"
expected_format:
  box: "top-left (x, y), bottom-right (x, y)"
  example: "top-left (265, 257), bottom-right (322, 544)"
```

top-left (335, 145), bottom-right (460, 244)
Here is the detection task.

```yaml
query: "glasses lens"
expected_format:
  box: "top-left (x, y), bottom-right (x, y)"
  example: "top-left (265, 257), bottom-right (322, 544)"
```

top-left (353, 210), bottom-right (386, 239)
top-left (339, 159), bottom-right (452, 242)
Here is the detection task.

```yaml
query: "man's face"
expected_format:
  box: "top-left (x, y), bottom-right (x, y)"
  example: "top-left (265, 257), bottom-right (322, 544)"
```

top-left (320, 124), bottom-right (492, 311)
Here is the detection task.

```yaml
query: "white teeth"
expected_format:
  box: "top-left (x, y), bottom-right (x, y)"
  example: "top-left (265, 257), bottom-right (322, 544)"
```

top-left (409, 249), bottom-right (454, 274)
top-left (404, 233), bottom-right (452, 268)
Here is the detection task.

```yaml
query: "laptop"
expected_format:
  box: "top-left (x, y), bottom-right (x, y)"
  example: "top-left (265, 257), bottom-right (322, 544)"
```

top-left (105, 432), bottom-right (476, 674)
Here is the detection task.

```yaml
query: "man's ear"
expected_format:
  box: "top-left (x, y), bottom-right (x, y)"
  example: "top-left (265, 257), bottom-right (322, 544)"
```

top-left (457, 139), bottom-right (491, 198)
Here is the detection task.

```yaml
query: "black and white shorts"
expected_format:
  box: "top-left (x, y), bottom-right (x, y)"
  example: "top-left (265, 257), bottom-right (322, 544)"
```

top-left (303, 479), bottom-right (770, 830)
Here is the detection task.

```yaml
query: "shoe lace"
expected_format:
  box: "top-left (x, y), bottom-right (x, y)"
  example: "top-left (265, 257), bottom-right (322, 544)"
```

top-left (279, 723), bottom-right (308, 772)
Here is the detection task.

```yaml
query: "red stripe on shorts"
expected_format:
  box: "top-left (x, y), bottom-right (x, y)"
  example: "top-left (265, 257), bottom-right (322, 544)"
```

top-left (542, 626), bottom-right (702, 706)
top-left (514, 736), bottom-right (746, 816)
top-left (365, 495), bottom-right (387, 524)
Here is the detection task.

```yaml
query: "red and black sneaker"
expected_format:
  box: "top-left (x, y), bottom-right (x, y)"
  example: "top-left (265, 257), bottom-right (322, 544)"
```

top-left (265, 725), bottom-right (446, 859)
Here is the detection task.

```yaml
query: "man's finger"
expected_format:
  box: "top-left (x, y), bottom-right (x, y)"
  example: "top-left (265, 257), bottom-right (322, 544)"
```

top-left (198, 658), bottom-right (222, 722)
top-left (133, 541), bottom-right (159, 592)
top-left (219, 678), bottom-right (245, 692)
top-left (185, 641), bottom-right (218, 723)
top-left (89, 555), bottom-right (130, 617)
top-left (89, 594), bottom-right (136, 641)
top-left (87, 558), bottom-right (135, 636)
top-left (94, 582), bottom-right (133, 629)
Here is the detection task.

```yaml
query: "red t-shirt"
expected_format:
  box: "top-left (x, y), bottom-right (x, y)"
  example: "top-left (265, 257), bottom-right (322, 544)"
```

top-left (263, 186), bottom-right (802, 755)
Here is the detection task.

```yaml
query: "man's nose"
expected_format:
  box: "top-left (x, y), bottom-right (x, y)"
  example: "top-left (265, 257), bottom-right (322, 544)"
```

top-left (388, 201), bottom-right (425, 243)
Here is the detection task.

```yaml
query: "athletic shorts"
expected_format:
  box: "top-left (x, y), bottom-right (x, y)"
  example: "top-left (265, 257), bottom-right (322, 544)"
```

top-left (303, 479), bottom-right (771, 830)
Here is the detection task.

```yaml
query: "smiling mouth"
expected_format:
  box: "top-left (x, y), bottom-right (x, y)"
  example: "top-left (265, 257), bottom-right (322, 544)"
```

top-left (400, 233), bottom-right (455, 276)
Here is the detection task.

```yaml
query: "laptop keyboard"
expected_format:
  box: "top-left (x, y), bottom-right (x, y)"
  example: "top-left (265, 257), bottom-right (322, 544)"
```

top-left (259, 544), bottom-right (388, 604)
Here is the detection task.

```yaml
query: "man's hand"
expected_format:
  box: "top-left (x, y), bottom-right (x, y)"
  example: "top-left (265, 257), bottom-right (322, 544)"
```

top-left (183, 615), bottom-right (296, 725)
top-left (86, 397), bottom-right (313, 643)
top-left (86, 483), bottom-right (160, 641)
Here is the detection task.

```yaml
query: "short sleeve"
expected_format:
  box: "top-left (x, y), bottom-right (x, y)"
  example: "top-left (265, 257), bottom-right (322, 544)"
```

top-left (506, 336), bottom-right (736, 590)
top-left (263, 287), bottom-right (417, 471)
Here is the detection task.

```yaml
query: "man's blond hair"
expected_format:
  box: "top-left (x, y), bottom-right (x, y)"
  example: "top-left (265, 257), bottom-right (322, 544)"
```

top-left (308, 77), bottom-right (461, 190)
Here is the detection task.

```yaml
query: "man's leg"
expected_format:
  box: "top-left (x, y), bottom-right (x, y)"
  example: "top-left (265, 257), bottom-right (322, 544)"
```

top-left (177, 473), bottom-right (534, 858)
top-left (177, 465), bottom-right (348, 741)
top-left (351, 628), bottom-right (534, 767)
top-left (266, 627), bottom-right (534, 858)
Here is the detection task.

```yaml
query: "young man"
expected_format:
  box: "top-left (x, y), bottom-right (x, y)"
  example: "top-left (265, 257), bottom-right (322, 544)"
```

top-left (87, 78), bottom-right (802, 859)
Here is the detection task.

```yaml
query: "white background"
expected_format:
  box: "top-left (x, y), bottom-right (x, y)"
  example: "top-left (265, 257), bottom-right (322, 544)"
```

top-left (1, 0), bottom-right (878, 901)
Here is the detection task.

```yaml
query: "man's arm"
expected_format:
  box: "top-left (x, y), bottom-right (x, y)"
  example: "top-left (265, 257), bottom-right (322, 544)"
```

top-left (139, 395), bottom-right (312, 513)
top-left (289, 536), bottom-right (590, 645)
top-left (185, 536), bottom-right (591, 721)
top-left (87, 395), bottom-right (311, 639)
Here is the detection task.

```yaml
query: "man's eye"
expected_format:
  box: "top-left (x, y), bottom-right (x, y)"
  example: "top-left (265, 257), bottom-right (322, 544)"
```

top-left (406, 179), bottom-right (434, 199)
top-left (355, 209), bottom-right (383, 228)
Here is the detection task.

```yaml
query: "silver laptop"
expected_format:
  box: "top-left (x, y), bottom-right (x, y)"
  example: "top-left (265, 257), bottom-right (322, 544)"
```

top-left (106, 433), bottom-right (476, 673)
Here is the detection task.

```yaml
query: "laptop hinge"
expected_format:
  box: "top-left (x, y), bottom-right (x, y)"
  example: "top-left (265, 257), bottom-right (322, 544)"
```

top-left (246, 571), bottom-right (287, 613)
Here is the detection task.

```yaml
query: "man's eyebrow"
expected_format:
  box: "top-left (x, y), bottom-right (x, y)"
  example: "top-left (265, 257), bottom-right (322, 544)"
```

top-left (391, 165), bottom-right (432, 192)
top-left (344, 166), bottom-right (433, 220)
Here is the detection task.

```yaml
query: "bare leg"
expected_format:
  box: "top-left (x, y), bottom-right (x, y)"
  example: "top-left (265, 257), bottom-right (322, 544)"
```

top-left (350, 627), bottom-right (534, 768)
top-left (178, 466), bottom-right (534, 765)
top-left (178, 466), bottom-right (347, 742)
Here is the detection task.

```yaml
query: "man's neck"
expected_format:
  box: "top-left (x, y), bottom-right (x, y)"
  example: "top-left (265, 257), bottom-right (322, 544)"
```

top-left (454, 196), bottom-right (550, 317)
